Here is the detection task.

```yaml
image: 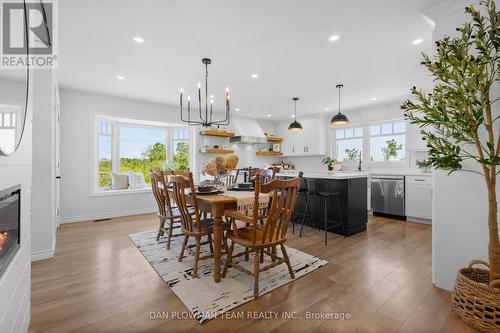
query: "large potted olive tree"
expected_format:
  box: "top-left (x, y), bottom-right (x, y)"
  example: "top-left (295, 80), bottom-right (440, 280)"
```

top-left (401, 1), bottom-right (499, 331)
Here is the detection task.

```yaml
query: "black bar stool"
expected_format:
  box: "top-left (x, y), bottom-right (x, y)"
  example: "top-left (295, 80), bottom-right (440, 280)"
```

top-left (292, 172), bottom-right (312, 234)
top-left (303, 178), bottom-right (346, 245)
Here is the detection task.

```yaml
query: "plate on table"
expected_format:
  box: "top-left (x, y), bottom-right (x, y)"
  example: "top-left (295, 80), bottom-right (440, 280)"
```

top-left (193, 186), bottom-right (222, 195)
top-left (228, 183), bottom-right (255, 191)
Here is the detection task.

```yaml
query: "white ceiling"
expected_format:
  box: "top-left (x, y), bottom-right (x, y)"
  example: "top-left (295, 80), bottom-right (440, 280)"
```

top-left (59, 0), bottom-right (437, 120)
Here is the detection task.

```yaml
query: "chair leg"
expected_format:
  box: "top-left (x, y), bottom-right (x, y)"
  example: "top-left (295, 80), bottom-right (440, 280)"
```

top-left (336, 197), bottom-right (347, 238)
top-left (208, 234), bottom-right (214, 254)
top-left (156, 218), bottom-right (164, 241)
top-left (166, 218), bottom-right (174, 250)
top-left (280, 244), bottom-right (295, 279)
top-left (260, 249), bottom-right (264, 263)
top-left (271, 246), bottom-right (277, 262)
top-left (178, 235), bottom-right (189, 262)
top-left (254, 250), bottom-right (260, 299)
top-left (245, 248), bottom-right (249, 261)
top-left (299, 195), bottom-right (311, 237)
top-left (222, 242), bottom-right (234, 278)
top-left (324, 198), bottom-right (328, 246)
top-left (193, 237), bottom-right (201, 278)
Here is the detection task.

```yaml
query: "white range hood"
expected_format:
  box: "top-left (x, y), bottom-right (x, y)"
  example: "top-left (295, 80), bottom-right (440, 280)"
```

top-left (229, 117), bottom-right (267, 144)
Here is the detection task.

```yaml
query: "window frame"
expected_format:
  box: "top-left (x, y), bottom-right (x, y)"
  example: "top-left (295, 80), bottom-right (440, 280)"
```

top-left (90, 115), bottom-right (193, 196)
top-left (331, 119), bottom-right (409, 168)
top-left (334, 126), bottom-right (364, 162)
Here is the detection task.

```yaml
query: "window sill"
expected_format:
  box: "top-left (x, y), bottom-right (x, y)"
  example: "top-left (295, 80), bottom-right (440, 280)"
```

top-left (90, 187), bottom-right (151, 197)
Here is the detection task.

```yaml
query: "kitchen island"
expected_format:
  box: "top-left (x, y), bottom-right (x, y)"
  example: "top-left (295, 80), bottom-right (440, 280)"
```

top-left (276, 171), bottom-right (368, 237)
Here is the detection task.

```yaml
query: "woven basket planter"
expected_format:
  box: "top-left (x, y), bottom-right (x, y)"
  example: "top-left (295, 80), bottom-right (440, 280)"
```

top-left (452, 260), bottom-right (500, 332)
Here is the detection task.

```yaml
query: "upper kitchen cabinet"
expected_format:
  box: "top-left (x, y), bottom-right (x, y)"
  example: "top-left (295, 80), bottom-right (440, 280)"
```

top-left (407, 122), bottom-right (429, 151)
top-left (276, 117), bottom-right (327, 157)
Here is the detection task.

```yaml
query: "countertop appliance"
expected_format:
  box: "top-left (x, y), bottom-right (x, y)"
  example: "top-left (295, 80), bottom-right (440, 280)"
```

top-left (371, 175), bottom-right (405, 219)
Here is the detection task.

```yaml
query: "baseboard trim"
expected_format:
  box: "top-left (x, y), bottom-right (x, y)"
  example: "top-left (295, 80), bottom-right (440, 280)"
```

top-left (31, 248), bottom-right (54, 261)
top-left (60, 208), bottom-right (156, 224)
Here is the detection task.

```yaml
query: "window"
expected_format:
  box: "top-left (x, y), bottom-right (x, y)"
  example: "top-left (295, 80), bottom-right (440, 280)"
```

top-left (0, 111), bottom-right (17, 153)
top-left (97, 121), bottom-right (113, 189)
top-left (335, 127), bottom-right (363, 161)
top-left (172, 128), bottom-right (189, 171)
top-left (119, 125), bottom-right (167, 184)
top-left (94, 116), bottom-right (191, 192)
top-left (369, 121), bottom-right (406, 162)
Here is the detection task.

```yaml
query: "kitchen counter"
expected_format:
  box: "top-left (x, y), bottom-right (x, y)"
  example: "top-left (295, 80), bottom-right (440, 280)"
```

top-left (277, 172), bottom-right (368, 237)
top-left (277, 170), bottom-right (431, 178)
top-left (276, 171), bottom-right (369, 179)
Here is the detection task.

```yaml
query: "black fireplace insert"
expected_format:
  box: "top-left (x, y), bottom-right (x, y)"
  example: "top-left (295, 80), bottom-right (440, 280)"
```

top-left (0, 185), bottom-right (21, 279)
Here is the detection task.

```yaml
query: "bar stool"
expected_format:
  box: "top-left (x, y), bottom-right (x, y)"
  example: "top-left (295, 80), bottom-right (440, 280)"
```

top-left (303, 178), bottom-right (346, 245)
top-left (292, 172), bottom-right (311, 234)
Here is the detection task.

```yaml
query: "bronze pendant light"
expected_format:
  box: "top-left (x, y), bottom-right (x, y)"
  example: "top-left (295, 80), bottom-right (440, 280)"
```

top-left (330, 84), bottom-right (349, 125)
top-left (288, 97), bottom-right (303, 131)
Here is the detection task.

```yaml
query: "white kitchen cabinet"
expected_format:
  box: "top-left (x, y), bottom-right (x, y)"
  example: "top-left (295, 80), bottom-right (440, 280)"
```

top-left (405, 176), bottom-right (432, 221)
top-left (277, 117), bottom-right (327, 156)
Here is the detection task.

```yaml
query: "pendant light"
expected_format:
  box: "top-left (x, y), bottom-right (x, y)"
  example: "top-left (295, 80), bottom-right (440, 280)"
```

top-left (288, 97), bottom-right (303, 131)
top-left (330, 84), bottom-right (349, 125)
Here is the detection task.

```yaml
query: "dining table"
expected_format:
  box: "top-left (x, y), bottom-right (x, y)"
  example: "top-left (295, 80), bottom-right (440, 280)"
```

top-left (166, 188), bottom-right (268, 283)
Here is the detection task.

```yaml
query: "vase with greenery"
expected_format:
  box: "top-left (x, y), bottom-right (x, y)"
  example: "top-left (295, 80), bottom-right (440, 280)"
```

top-left (322, 156), bottom-right (337, 171)
top-left (401, 1), bottom-right (499, 330)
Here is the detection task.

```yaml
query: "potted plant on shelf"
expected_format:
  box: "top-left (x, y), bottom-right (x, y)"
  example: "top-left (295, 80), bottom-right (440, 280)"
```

top-left (401, 1), bottom-right (499, 331)
top-left (322, 156), bottom-right (338, 171)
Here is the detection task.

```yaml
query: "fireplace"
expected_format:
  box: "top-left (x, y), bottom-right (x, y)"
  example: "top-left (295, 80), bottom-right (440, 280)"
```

top-left (0, 185), bottom-right (20, 279)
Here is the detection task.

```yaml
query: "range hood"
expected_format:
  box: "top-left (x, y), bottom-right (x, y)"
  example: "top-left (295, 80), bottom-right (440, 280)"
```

top-left (229, 117), bottom-right (267, 144)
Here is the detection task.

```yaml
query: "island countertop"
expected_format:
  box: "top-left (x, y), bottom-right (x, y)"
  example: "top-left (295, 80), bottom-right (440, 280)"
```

top-left (276, 170), bottom-right (369, 180)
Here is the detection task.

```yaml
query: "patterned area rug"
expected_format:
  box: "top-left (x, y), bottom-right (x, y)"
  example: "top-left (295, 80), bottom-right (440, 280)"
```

top-left (129, 229), bottom-right (328, 324)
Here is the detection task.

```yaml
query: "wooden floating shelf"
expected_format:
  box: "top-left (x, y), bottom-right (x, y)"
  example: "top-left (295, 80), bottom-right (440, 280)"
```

top-left (199, 149), bottom-right (235, 154)
top-left (199, 130), bottom-right (235, 137)
top-left (266, 136), bottom-right (283, 142)
top-left (256, 151), bottom-right (283, 156)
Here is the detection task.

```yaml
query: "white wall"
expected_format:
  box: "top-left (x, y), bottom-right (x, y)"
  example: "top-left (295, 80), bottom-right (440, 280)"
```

top-left (0, 77), bottom-right (32, 332)
top-left (427, 0), bottom-right (500, 290)
top-left (31, 70), bottom-right (57, 261)
top-left (59, 88), bottom-right (278, 223)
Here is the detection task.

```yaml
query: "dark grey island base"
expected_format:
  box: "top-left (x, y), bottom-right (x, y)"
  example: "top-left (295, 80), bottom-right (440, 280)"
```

top-left (277, 173), bottom-right (368, 237)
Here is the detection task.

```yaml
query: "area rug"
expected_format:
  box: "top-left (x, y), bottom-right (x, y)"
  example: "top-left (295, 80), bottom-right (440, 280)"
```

top-left (129, 229), bottom-right (328, 324)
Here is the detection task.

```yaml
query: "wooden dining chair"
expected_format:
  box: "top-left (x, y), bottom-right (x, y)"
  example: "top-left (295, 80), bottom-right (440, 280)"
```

top-left (224, 169), bottom-right (239, 188)
top-left (222, 174), bottom-right (300, 298)
top-left (151, 171), bottom-right (194, 249)
top-left (170, 172), bottom-right (230, 278)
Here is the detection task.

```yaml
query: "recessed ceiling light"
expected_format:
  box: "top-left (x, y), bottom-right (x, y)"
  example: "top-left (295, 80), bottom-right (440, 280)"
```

top-left (329, 35), bottom-right (340, 42)
top-left (251, 74), bottom-right (259, 79)
top-left (235, 108), bottom-right (240, 112)
top-left (412, 38), bottom-right (424, 45)
top-left (133, 36), bottom-right (144, 44)
top-left (324, 107), bottom-right (330, 111)
top-left (209, 95), bottom-right (215, 98)
top-left (371, 97), bottom-right (377, 101)
top-left (291, 114), bottom-right (295, 118)
top-left (266, 114), bottom-right (272, 117)
top-left (116, 75), bottom-right (125, 80)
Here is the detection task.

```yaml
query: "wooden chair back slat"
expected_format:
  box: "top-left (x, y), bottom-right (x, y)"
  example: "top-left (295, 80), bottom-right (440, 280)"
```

top-left (170, 172), bottom-right (202, 233)
top-left (151, 172), bottom-right (166, 217)
top-left (225, 169), bottom-right (239, 187)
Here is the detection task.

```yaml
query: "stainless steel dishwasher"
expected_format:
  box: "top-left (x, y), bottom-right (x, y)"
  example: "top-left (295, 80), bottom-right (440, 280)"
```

top-left (371, 175), bottom-right (406, 219)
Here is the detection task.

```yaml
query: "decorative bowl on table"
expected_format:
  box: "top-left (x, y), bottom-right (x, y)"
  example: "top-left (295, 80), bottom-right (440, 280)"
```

top-left (229, 182), bottom-right (255, 191)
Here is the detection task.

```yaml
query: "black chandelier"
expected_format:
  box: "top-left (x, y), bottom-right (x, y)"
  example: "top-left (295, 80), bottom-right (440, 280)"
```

top-left (330, 84), bottom-right (349, 125)
top-left (179, 58), bottom-right (230, 127)
top-left (288, 97), bottom-right (303, 131)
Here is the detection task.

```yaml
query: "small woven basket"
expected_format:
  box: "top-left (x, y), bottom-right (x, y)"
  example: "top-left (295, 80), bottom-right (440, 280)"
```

top-left (452, 260), bottom-right (500, 332)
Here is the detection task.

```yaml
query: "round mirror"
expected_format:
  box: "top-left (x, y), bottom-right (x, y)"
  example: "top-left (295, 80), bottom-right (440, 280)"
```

top-left (0, 1), bottom-right (29, 156)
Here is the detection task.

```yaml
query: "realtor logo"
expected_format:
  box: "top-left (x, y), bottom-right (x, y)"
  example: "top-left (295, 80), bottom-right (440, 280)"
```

top-left (1, 0), bottom-right (58, 69)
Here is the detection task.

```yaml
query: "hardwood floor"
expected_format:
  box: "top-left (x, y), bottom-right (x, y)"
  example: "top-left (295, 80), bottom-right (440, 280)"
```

top-left (29, 215), bottom-right (475, 333)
